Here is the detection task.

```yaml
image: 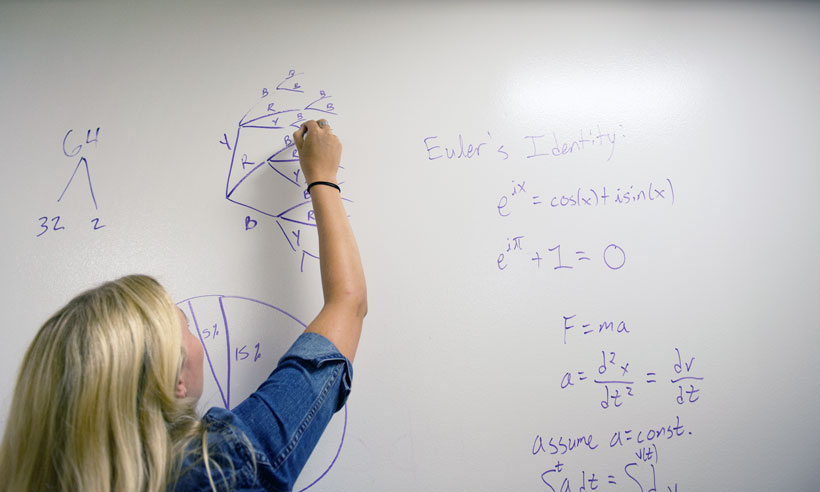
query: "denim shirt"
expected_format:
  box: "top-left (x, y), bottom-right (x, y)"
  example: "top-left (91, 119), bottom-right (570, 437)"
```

top-left (173, 332), bottom-right (353, 491)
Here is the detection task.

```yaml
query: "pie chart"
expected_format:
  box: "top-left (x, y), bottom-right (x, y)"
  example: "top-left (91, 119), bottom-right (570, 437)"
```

top-left (178, 294), bottom-right (347, 490)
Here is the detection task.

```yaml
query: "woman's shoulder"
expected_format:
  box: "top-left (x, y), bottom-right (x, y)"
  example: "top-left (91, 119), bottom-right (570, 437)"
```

top-left (171, 408), bottom-right (260, 491)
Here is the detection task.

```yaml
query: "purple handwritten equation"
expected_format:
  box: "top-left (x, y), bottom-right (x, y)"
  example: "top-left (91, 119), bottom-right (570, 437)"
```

top-left (559, 347), bottom-right (704, 410)
top-left (494, 176), bottom-right (677, 273)
top-left (497, 178), bottom-right (676, 217)
top-left (561, 314), bottom-right (631, 345)
top-left (37, 128), bottom-right (106, 237)
top-left (219, 70), bottom-right (352, 272)
top-left (532, 416), bottom-right (691, 492)
top-left (497, 236), bottom-right (626, 273)
top-left (177, 294), bottom-right (346, 492)
top-left (540, 307), bottom-right (704, 489)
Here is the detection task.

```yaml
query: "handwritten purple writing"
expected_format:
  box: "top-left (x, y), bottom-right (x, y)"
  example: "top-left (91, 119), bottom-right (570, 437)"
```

top-left (497, 178), bottom-right (676, 219)
top-left (560, 349), bottom-right (704, 409)
top-left (497, 240), bottom-right (626, 273)
top-left (533, 416), bottom-right (689, 491)
top-left (525, 125), bottom-right (623, 162)
top-left (541, 460), bottom-right (681, 492)
top-left (222, 70), bottom-right (351, 272)
top-left (563, 314), bottom-right (630, 345)
top-left (36, 128), bottom-right (105, 238)
top-left (423, 132), bottom-right (506, 160)
top-left (59, 128), bottom-right (100, 210)
top-left (422, 124), bottom-right (624, 163)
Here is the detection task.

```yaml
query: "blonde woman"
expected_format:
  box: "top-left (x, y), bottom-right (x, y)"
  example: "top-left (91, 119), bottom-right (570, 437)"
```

top-left (0, 119), bottom-right (366, 491)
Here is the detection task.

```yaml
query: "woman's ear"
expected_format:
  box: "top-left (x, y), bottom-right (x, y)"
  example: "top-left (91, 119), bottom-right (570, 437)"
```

top-left (175, 377), bottom-right (187, 398)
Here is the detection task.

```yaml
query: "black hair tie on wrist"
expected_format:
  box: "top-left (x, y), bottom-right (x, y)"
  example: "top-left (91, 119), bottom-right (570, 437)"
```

top-left (307, 181), bottom-right (341, 194)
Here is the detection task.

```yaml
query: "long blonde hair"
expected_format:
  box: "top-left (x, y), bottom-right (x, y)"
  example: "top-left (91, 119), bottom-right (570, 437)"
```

top-left (0, 275), bottom-right (206, 491)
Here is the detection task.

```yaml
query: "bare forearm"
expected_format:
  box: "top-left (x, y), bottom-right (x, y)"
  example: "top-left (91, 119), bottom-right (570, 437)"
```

top-left (312, 186), bottom-right (367, 316)
top-left (305, 185), bottom-right (367, 361)
top-left (292, 119), bottom-right (366, 362)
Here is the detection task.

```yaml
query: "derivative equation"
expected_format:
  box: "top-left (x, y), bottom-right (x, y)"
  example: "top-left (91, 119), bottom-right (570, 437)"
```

top-left (559, 348), bottom-right (704, 410)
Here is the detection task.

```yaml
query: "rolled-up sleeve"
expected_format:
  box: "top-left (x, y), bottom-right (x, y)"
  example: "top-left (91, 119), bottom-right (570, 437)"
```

top-left (229, 332), bottom-right (353, 490)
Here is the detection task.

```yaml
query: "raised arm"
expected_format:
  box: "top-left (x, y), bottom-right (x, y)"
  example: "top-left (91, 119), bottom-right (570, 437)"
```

top-left (293, 120), bottom-right (367, 362)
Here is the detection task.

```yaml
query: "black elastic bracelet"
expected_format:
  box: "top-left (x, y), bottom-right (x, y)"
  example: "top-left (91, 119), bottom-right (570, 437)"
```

top-left (306, 181), bottom-right (341, 194)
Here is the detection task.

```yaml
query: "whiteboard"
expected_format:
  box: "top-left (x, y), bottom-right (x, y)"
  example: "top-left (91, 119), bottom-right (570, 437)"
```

top-left (2, 2), bottom-right (819, 490)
